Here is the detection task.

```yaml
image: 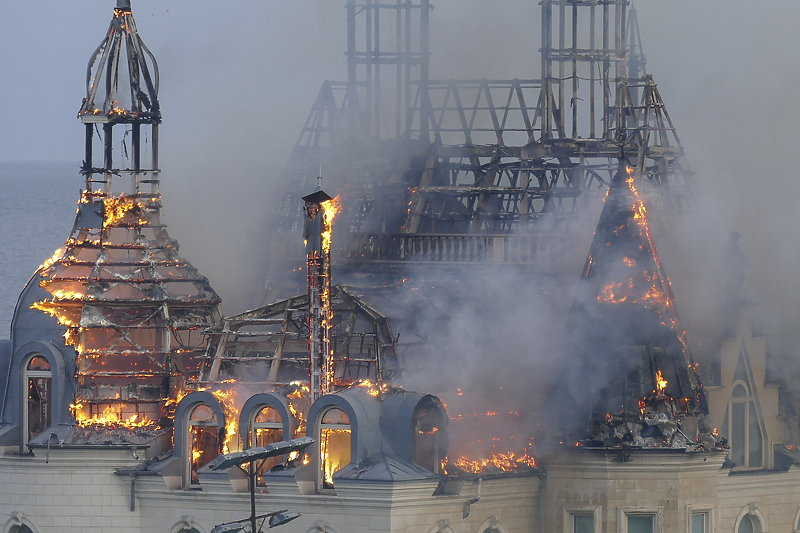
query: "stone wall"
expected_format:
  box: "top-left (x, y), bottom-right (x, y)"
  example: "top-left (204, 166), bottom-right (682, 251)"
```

top-left (0, 448), bottom-right (140, 533)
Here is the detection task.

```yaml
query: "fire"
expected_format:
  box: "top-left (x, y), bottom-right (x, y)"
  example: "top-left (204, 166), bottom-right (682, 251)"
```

top-left (199, 386), bottom-right (242, 455)
top-left (320, 195), bottom-right (342, 254)
top-left (38, 248), bottom-right (65, 272)
top-left (655, 369), bottom-right (668, 395)
top-left (623, 257), bottom-right (635, 267)
top-left (103, 195), bottom-right (143, 227)
top-left (72, 401), bottom-right (156, 427)
top-left (598, 280), bottom-right (634, 304)
top-left (48, 289), bottom-right (86, 301)
top-left (352, 379), bottom-right (388, 397)
top-left (453, 450), bottom-right (537, 473)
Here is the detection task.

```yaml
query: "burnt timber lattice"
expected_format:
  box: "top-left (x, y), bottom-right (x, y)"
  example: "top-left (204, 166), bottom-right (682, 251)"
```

top-left (265, 0), bottom-right (693, 288)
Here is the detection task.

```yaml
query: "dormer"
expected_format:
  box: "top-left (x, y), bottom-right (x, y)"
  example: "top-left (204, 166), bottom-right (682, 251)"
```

top-left (705, 312), bottom-right (783, 470)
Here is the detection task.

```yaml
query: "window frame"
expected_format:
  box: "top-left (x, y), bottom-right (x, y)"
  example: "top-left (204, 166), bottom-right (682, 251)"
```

top-left (734, 505), bottom-right (766, 533)
top-left (251, 406), bottom-right (284, 447)
top-left (317, 407), bottom-right (352, 492)
top-left (793, 505), bottom-right (800, 533)
top-left (617, 506), bottom-right (663, 533)
top-left (686, 504), bottom-right (714, 533)
top-left (22, 354), bottom-right (52, 443)
top-left (250, 405), bottom-right (284, 484)
top-left (727, 379), bottom-right (766, 469)
top-left (185, 403), bottom-right (220, 487)
top-left (564, 506), bottom-right (601, 533)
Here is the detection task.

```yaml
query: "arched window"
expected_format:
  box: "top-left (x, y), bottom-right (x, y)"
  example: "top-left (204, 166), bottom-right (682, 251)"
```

top-left (253, 406), bottom-right (283, 484)
top-left (412, 403), bottom-right (445, 473)
top-left (169, 515), bottom-right (206, 533)
top-left (187, 404), bottom-right (220, 485)
top-left (2, 512), bottom-right (40, 533)
top-left (318, 407), bottom-right (351, 490)
top-left (476, 517), bottom-right (508, 533)
top-left (726, 380), bottom-right (763, 468)
top-left (24, 355), bottom-right (52, 442)
top-left (737, 514), bottom-right (762, 533)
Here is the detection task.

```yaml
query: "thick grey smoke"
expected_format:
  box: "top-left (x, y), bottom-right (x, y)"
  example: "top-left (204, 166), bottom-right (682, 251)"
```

top-left (3, 1), bottom-right (800, 433)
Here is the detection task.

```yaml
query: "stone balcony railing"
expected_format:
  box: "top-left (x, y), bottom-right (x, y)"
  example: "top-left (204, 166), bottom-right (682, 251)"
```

top-left (341, 233), bottom-right (584, 269)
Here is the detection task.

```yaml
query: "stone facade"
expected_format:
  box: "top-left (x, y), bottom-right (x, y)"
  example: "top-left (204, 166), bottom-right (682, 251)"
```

top-left (0, 448), bottom-right (539, 533)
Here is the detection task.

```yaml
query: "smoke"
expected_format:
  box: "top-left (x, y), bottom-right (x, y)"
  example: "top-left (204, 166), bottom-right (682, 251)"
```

top-left (4, 0), bottom-right (800, 447)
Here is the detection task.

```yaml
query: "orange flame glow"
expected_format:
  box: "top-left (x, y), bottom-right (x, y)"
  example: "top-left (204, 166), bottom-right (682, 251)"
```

top-left (655, 370), bottom-right (668, 395)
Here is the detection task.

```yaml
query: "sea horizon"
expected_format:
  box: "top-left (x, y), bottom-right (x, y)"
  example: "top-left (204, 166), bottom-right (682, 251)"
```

top-left (0, 161), bottom-right (79, 337)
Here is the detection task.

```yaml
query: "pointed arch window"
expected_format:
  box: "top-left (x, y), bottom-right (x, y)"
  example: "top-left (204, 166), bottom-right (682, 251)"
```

top-left (722, 348), bottom-right (765, 468)
top-left (737, 514), bottom-right (762, 533)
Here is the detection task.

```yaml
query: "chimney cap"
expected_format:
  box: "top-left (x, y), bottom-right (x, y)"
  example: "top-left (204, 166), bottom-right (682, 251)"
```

top-left (301, 189), bottom-right (334, 206)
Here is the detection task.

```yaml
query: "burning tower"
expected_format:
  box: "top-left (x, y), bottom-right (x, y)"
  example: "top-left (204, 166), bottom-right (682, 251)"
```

top-left (1, 0), bottom-right (221, 449)
top-left (551, 159), bottom-right (711, 449)
top-left (302, 181), bottom-right (336, 401)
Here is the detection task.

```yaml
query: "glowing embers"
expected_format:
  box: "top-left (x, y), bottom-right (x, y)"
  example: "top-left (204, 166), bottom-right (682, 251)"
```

top-left (28, 187), bottom-right (220, 437)
top-left (443, 389), bottom-right (538, 476)
top-left (286, 382), bottom-right (311, 439)
top-left (453, 449), bottom-right (537, 474)
top-left (319, 407), bottom-right (351, 489)
top-left (188, 404), bottom-right (220, 485)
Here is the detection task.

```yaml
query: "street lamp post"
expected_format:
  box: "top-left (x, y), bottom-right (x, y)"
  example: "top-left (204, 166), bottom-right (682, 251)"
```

top-left (209, 438), bottom-right (314, 533)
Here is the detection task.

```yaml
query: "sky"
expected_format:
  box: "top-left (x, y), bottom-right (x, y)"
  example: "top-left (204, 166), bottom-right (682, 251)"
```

top-left (2, 0), bottom-right (800, 346)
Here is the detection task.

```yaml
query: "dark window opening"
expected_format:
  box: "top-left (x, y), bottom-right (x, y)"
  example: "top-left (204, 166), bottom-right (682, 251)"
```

top-left (26, 355), bottom-right (52, 441)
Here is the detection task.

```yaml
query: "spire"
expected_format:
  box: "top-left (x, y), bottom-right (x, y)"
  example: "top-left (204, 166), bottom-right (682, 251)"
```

top-left (17, 1), bottom-right (222, 431)
top-left (551, 159), bottom-right (708, 446)
top-left (79, 0), bottom-right (160, 124)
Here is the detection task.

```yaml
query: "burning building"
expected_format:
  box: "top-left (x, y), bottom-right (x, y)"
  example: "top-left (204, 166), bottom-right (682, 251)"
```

top-left (2, 1), bottom-right (800, 533)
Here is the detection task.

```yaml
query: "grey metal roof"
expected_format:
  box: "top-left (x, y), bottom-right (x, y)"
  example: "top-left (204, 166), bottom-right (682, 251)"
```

top-left (333, 451), bottom-right (439, 482)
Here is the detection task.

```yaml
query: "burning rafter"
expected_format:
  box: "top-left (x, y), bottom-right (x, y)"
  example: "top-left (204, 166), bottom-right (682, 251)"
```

top-left (31, 192), bottom-right (220, 427)
top-left (200, 285), bottom-right (401, 390)
top-left (26, 1), bottom-right (221, 431)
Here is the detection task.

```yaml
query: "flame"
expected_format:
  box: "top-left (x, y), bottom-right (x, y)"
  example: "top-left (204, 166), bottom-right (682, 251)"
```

top-left (103, 195), bottom-right (144, 227)
top-left (202, 386), bottom-right (241, 454)
top-left (72, 401), bottom-right (155, 427)
top-left (320, 195), bottom-right (342, 254)
top-left (352, 379), bottom-right (388, 397)
top-left (38, 248), bottom-right (65, 272)
top-left (454, 450), bottom-right (537, 473)
top-left (598, 280), bottom-right (634, 304)
top-left (623, 257), bottom-right (635, 267)
top-left (655, 370), bottom-right (668, 395)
